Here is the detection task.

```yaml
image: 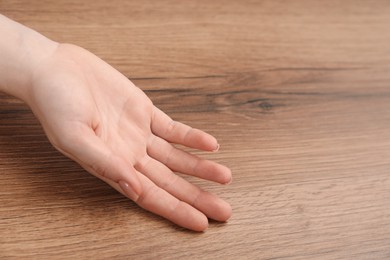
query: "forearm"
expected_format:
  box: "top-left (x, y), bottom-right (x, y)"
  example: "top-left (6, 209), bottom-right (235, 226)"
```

top-left (0, 14), bottom-right (58, 102)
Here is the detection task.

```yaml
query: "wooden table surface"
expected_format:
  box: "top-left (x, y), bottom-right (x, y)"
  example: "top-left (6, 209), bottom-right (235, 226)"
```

top-left (1, 0), bottom-right (390, 259)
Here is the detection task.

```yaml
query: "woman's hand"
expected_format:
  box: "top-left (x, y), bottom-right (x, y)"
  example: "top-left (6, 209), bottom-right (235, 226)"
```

top-left (27, 43), bottom-right (232, 231)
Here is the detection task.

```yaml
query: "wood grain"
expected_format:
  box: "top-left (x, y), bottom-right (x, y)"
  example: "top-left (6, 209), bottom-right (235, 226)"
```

top-left (1, 0), bottom-right (390, 259)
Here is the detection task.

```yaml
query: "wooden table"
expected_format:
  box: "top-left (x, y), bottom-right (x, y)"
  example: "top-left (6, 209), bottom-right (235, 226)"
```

top-left (1, 1), bottom-right (390, 259)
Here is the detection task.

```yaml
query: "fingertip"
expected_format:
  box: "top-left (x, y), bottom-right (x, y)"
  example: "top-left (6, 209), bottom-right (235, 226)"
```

top-left (215, 201), bottom-right (232, 222)
top-left (186, 207), bottom-right (209, 232)
top-left (195, 130), bottom-right (219, 152)
top-left (174, 202), bottom-right (209, 232)
top-left (207, 136), bottom-right (219, 152)
top-left (221, 165), bottom-right (232, 185)
top-left (192, 214), bottom-right (209, 232)
top-left (214, 163), bottom-right (232, 185)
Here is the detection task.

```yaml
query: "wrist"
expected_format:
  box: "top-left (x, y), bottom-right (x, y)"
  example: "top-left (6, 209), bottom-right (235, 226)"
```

top-left (0, 15), bottom-right (59, 102)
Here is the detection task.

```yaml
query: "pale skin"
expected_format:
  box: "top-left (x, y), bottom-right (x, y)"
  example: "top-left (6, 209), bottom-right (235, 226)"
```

top-left (0, 15), bottom-right (232, 231)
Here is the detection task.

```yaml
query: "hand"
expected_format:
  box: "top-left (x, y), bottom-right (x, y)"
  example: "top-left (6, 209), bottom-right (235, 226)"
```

top-left (26, 43), bottom-right (232, 231)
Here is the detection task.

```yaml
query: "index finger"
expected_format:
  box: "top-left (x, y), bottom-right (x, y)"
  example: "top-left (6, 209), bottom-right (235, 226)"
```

top-left (151, 107), bottom-right (219, 151)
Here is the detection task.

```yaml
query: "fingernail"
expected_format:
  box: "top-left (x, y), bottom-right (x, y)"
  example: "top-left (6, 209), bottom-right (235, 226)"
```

top-left (213, 144), bottom-right (220, 152)
top-left (119, 180), bottom-right (139, 201)
top-left (225, 176), bottom-right (233, 185)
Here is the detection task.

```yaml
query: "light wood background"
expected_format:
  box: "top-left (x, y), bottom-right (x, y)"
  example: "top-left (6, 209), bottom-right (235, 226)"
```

top-left (1, 0), bottom-right (390, 259)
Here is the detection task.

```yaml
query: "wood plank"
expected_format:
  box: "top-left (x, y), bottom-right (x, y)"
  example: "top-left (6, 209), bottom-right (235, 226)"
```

top-left (1, 0), bottom-right (390, 258)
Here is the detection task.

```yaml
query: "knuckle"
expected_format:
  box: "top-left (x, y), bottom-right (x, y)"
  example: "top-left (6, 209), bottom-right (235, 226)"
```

top-left (182, 126), bottom-right (193, 143)
top-left (190, 189), bottom-right (203, 208)
top-left (191, 158), bottom-right (204, 175)
top-left (161, 173), bottom-right (179, 190)
top-left (165, 120), bottom-right (176, 137)
top-left (163, 145), bottom-right (175, 165)
top-left (170, 200), bottom-right (182, 215)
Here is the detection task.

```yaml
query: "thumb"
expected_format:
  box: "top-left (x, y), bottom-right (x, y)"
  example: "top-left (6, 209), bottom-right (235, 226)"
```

top-left (53, 125), bottom-right (142, 200)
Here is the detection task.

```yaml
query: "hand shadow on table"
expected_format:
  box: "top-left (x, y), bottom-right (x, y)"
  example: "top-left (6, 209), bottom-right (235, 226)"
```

top-left (0, 97), bottom-right (219, 233)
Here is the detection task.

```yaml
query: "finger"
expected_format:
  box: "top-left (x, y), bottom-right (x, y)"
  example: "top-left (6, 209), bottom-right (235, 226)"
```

top-left (130, 170), bottom-right (209, 231)
top-left (148, 135), bottom-right (232, 184)
top-left (151, 107), bottom-right (219, 151)
top-left (135, 155), bottom-right (232, 222)
top-left (55, 124), bottom-right (142, 198)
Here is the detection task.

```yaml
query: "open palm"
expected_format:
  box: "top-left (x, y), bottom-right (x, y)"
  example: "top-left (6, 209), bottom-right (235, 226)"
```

top-left (27, 44), bottom-right (232, 231)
